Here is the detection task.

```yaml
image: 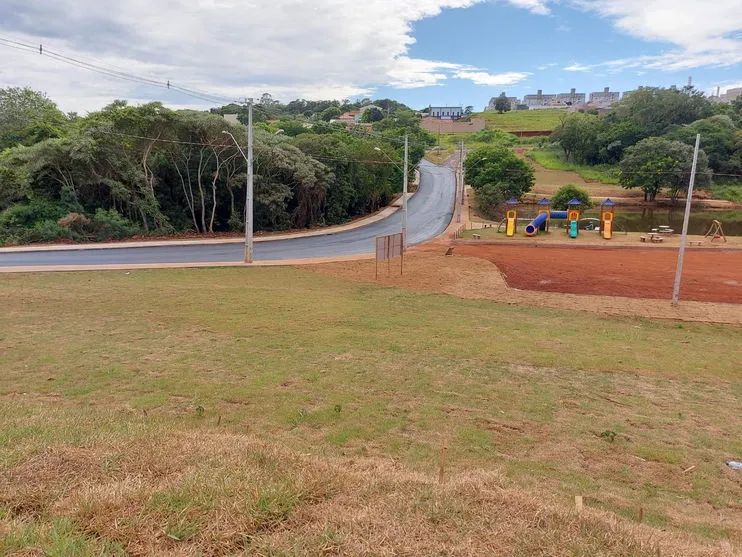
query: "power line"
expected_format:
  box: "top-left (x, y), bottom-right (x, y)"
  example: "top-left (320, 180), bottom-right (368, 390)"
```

top-left (0, 35), bottom-right (241, 106)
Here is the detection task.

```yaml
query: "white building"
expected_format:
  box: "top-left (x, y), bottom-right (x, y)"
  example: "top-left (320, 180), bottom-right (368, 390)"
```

top-left (556, 88), bottom-right (586, 106)
top-left (486, 93), bottom-right (519, 111)
top-left (429, 106), bottom-right (463, 119)
top-left (589, 87), bottom-right (620, 106)
top-left (523, 90), bottom-right (556, 108)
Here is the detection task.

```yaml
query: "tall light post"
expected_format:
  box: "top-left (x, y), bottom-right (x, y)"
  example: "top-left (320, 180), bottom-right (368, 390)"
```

top-left (374, 134), bottom-right (409, 247)
top-left (671, 133), bottom-right (701, 305)
top-left (459, 155), bottom-right (487, 223)
top-left (221, 98), bottom-right (254, 263)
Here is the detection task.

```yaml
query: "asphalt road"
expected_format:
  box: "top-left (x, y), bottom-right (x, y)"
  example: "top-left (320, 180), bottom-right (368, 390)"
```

top-left (0, 160), bottom-right (455, 267)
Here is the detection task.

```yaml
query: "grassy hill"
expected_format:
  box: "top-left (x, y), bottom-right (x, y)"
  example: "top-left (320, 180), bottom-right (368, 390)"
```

top-left (474, 108), bottom-right (565, 132)
top-left (1, 267), bottom-right (740, 555)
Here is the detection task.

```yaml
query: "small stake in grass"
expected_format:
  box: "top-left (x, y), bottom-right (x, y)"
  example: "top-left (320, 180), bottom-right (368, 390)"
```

top-left (438, 445), bottom-right (448, 484)
top-left (638, 506), bottom-right (644, 523)
top-left (575, 495), bottom-right (583, 513)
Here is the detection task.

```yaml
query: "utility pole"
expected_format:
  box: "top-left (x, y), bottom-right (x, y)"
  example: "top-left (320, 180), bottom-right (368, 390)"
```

top-left (671, 133), bottom-right (700, 306)
top-left (457, 140), bottom-right (464, 223)
top-left (245, 98), bottom-right (254, 264)
top-left (403, 134), bottom-right (409, 248)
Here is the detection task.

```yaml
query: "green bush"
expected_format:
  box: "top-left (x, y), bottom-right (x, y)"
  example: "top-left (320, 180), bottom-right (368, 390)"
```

top-left (475, 182), bottom-right (506, 220)
top-left (550, 184), bottom-right (593, 210)
top-left (0, 200), bottom-right (66, 229)
top-left (25, 219), bottom-right (72, 243)
top-left (91, 208), bottom-right (138, 240)
top-left (470, 129), bottom-right (516, 146)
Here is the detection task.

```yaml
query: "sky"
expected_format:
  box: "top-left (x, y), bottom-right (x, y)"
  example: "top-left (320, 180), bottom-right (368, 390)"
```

top-left (1, 0), bottom-right (741, 114)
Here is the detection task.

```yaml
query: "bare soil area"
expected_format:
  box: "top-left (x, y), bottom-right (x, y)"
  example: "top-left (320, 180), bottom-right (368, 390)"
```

top-left (454, 244), bottom-right (742, 304)
top-left (308, 249), bottom-right (742, 325)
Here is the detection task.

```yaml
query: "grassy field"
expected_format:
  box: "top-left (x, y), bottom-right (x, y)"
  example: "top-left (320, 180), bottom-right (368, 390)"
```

top-left (2, 268), bottom-right (742, 555)
top-left (528, 147), bottom-right (621, 184)
top-left (474, 109), bottom-right (565, 131)
top-left (711, 180), bottom-right (742, 203)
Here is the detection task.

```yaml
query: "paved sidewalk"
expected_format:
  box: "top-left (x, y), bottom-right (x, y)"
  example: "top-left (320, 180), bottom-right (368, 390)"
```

top-left (0, 253), bottom-right (377, 274)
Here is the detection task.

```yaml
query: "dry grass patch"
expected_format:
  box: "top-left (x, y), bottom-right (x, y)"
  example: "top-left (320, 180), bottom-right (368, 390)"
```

top-left (1, 268), bottom-right (741, 554)
top-left (1, 431), bottom-right (736, 556)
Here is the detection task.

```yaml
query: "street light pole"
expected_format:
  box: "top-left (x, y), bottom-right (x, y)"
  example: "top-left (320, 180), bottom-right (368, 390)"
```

top-left (245, 98), bottom-right (254, 264)
top-left (671, 133), bottom-right (701, 306)
top-left (374, 140), bottom-right (409, 248)
top-left (221, 98), bottom-right (254, 263)
top-left (402, 134), bottom-right (408, 248)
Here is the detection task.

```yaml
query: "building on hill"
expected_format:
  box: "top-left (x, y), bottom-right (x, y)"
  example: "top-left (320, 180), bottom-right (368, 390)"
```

top-left (485, 93), bottom-right (519, 111)
top-left (428, 106), bottom-right (464, 119)
top-left (712, 87), bottom-right (742, 103)
top-left (588, 87), bottom-right (620, 107)
top-left (555, 88), bottom-right (586, 106)
top-left (332, 104), bottom-right (384, 124)
top-left (523, 90), bottom-right (556, 108)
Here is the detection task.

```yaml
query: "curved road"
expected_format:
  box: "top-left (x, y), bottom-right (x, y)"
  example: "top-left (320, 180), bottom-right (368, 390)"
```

top-left (0, 160), bottom-right (455, 267)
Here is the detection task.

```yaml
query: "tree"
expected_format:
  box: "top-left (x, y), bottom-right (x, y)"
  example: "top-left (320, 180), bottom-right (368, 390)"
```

top-left (465, 146), bottom-right (535, 200)
top-left (474, 182), bottom-right (505, 220)
top-left (360, 107), bottom-right (384, 123)
top-left (665, 115), bottom-right (738, 173)
top-left (607, 87), bottom-right (712, 138)
top-left (494, 93), bottom-right (511, 114)
top-left (550, 184), bottom-right (592, 210)
top-left (0, 87), bottom-right (68, 150)
top-left (320, 106), bottom-right (341, 122)
top-left (619, 137), bottom-right (711, 202)
top-left (550, 114), bottom-right (600, 163)
top-left (464, 105), bottom-right (474, 116)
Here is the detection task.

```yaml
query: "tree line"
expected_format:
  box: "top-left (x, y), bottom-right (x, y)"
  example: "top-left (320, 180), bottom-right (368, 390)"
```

top-left (0, 88), bottom-right (433, 245)
top-left (549, 87), bottom-right (742, 201)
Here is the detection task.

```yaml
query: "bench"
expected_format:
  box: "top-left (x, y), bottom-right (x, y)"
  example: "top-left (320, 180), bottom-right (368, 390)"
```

top-left (651, 236), bottom-right (664, 243)
top-left (472, 234), bottom-right (481, 240)
top-left (688, 241), bottom-right (703, 247)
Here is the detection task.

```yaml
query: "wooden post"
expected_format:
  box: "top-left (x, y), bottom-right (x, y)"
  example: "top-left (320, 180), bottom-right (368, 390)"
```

top-left (438, 445), bottom-right (448, 484)
top-left (575, 495), bottom-right (583, 513)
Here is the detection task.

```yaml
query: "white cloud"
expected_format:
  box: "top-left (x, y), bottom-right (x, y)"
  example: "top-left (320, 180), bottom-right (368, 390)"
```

top-left (566, 0), bottom-right (742, 72)
top-left (1, 0), bottom-right (506, 112)
top-left (504, 0), bottom-right (551, 15)
top-left (453, 70), bottom-right (531, 86)
top-left (564, 63), bottom-right (590, 72)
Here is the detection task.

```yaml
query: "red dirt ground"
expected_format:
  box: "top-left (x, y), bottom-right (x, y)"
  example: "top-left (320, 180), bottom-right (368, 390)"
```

top-left (454, 245), bottom-right (742, 304)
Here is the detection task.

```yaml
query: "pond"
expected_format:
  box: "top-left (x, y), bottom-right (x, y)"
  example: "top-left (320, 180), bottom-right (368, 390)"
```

top-left (586, 208), bottom-right (742, 236)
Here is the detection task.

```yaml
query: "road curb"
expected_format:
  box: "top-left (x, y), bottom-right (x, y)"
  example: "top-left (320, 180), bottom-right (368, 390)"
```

top-left (0, 253), bottom-right (377, 274)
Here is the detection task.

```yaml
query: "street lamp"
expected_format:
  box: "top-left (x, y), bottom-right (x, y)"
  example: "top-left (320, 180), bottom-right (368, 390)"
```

top-left (374, 134), bottom-right (409, 248)
top-left (459, 156), bottom-right (487, 223)
top-left (221, 98), bottom-right (254, 263)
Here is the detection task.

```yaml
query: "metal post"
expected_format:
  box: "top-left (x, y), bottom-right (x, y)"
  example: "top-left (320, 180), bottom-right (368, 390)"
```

top-left (403, 134), bottom-right (408, 249)
top-left (245, 99), bottom-right (254, 264)
top-left (671, 133), bottom-right (700, 306)
top-left (456, 141), bottom-right (464, 223)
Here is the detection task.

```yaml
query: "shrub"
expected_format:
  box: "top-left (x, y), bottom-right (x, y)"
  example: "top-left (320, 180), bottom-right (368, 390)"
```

top-left (26, 219), bottom-right (72, 243)
top-left (91, 208), bottom-right (138, 240)
top-left (475, 182), bottom-right (506, 220)
top-left (550, 184), bottom-right (593, 210)
top-left (0, 200), bottom-right (66, 229)
top-left (58, 212), bottom-right (92, 235)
